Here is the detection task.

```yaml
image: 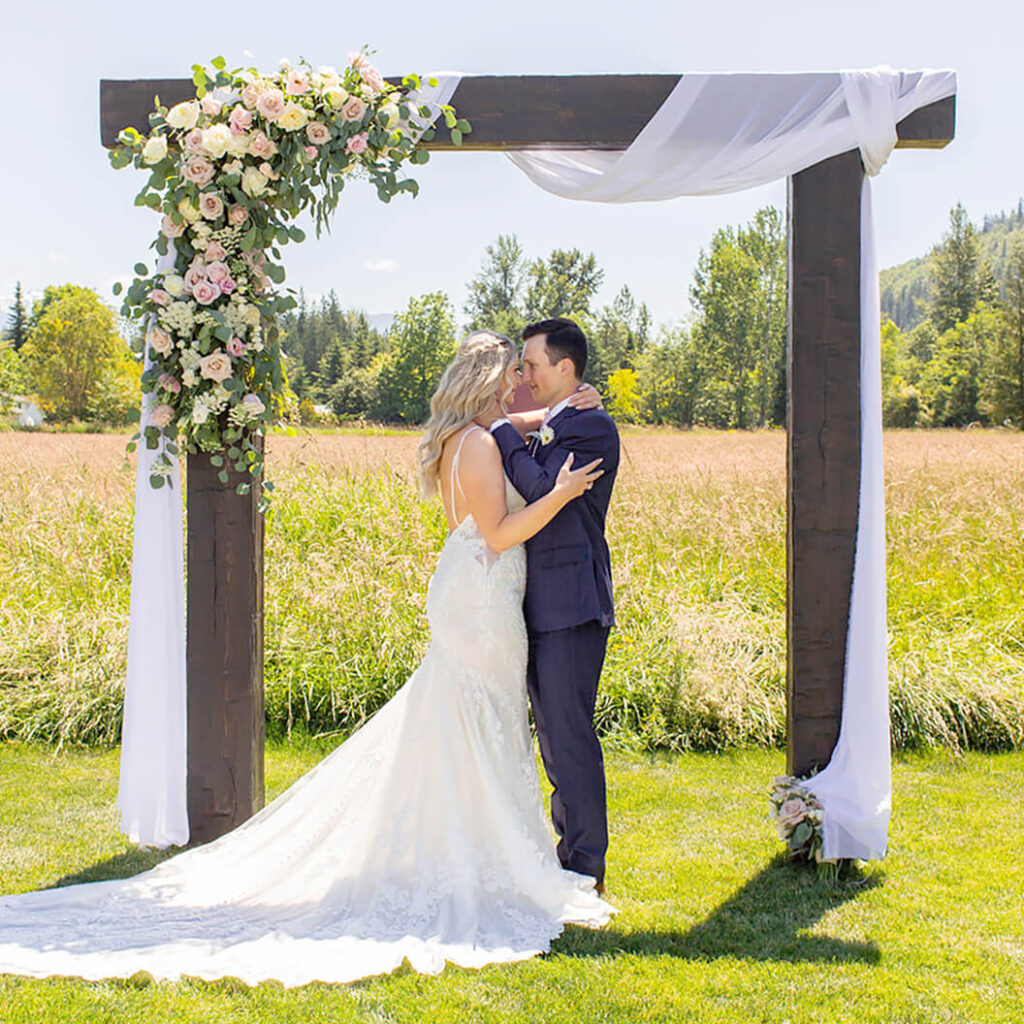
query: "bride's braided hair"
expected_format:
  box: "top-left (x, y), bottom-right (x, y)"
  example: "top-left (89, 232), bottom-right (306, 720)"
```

top-left (417, 329), bottom-right (517, 499)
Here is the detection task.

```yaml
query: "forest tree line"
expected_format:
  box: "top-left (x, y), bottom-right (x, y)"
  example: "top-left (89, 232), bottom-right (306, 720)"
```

top-left (3, 201), bottom-right (1022, 429)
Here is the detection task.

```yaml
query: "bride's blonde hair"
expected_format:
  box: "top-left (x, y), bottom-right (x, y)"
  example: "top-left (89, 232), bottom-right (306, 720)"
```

top-left (417, 329), bottom-right (518, 498)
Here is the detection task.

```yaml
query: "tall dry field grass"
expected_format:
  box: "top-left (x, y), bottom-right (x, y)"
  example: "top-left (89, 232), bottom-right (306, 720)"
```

top-left (0, 428), bottom-right (1021, 751)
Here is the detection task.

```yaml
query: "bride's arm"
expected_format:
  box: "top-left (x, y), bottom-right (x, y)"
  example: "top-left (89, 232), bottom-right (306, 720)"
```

top-left (456, 430), bottom-right (602, 553)
top-left (503, 384), bottom-right (605, 439)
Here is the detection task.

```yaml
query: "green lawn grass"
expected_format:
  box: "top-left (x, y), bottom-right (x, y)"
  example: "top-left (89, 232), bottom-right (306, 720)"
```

top-left (1, 741), bottom-right (1022, 1023)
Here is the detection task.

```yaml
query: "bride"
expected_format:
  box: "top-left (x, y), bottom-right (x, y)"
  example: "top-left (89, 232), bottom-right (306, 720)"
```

top-left (0, 329), bottom-right (613, 987)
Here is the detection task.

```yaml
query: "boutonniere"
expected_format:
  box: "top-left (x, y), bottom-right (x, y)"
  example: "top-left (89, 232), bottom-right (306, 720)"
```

top-left (527, 424), bottom-right (555, 446)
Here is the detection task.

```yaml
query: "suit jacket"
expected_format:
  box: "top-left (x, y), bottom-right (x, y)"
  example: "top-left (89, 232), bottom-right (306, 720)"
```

top-left (493, 407), bottom-right (619, 633)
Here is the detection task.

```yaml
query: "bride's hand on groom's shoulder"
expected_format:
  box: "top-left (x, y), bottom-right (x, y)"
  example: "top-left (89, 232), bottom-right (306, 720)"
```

top-left (567, 383), bottom-right (604, 411)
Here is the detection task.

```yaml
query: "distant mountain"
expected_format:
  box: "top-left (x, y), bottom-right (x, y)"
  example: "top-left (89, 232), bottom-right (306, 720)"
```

top-left (366, 312), bottom-right (394, 334)
top-left (880, 201), bottom-right (1024, 330)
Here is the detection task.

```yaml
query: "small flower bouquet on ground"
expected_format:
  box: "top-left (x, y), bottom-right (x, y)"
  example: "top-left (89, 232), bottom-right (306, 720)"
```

top-left (769, 774), bottom-right (840, 878)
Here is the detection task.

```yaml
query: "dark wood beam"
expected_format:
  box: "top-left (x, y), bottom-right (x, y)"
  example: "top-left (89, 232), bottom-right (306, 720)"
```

top-left (186, 449), bottom-right (265, 844)
top-left (100, 76), bottom-right (955, 151)
top-left (786, 149), bottom-right (864, 778)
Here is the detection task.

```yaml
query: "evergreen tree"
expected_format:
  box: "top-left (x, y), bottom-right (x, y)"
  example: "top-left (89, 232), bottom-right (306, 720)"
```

top-left (5, 282), bottom-right (28, 351)
top-left (929, 202), bottom-right (983, 331)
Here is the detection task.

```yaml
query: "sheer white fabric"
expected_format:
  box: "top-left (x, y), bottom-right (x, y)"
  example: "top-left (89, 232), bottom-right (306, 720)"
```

top-left (505, 67), bottom-right (956, 860)
top-left (118, 250), bottom-right (188, 850)
top-left (0, 473), bottom-right (613, 985)
top-left (118, 77), bottom-right (462, 849)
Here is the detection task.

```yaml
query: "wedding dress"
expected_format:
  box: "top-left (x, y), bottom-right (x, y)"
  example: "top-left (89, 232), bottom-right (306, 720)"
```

top-left (0, 430), bottom-right (613, 986)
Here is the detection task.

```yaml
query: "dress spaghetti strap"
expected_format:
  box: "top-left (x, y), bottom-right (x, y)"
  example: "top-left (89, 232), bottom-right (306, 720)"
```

top-left (449, 425), bottom-right (483, 527)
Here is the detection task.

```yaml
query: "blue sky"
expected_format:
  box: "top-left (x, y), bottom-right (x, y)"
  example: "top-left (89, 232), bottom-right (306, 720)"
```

top-left (1, 0), bottom-right (1020, 330)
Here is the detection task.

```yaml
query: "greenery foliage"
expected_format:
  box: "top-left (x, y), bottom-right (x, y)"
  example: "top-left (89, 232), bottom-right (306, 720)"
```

top-left (19, 286), bottom-right (140, 424)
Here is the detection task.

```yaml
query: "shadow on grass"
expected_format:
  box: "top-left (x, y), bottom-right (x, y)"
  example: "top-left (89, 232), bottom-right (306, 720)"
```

top-left (52, 846), bottom-right (183, 888)
top-left (556, 854), bottom-right (882, 965)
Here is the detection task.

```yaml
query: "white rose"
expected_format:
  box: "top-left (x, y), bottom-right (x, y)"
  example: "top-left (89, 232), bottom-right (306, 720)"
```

top-left (142, 135), bottom-right (168, 164)
top-left (379, 102), bottom-right (400, 128)
top-left (163, 274), bottom-right (185, 297)
top-left (326, 86), bottom-right (349, 108)
top-left (178, 198), bottom-right (201, 223)
top-left (277, 103), bottom-right (309, 132)
top-left (202, 123), bottom-right (233, 160)
top-left (166, 100), bottom-right (200, 131)
top-left (227, 132), bottom-right (250, 158)
top-left (241, 166), bottom-right (269, 197)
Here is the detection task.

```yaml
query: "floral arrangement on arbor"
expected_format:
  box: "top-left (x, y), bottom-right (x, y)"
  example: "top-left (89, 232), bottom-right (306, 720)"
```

top-left (110, 53), bottom-right (468, 506)
top-left (769, 773), bottom-right (840, 878)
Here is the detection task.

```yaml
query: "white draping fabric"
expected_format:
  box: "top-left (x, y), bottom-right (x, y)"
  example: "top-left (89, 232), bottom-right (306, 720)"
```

top-left (118, 253), bottom-right (188, 849)
top-left (118, 77), bottom-right (462, 848)
top-left (506, 67), bottom-right (956, 861)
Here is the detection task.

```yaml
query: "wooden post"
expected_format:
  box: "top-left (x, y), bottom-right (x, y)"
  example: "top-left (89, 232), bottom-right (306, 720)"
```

top-left (186, 448), bottom-right (264, 843)
top-left (786, 149), bottom-right (864, 777)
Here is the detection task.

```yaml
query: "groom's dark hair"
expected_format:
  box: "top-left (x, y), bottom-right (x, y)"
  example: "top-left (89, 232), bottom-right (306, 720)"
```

top-left (522, 317), bottom-right (587, 380)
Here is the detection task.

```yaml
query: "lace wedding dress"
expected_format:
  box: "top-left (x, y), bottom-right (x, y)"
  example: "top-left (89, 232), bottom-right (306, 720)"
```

top-left (0, 433), bottom-right (613, 986)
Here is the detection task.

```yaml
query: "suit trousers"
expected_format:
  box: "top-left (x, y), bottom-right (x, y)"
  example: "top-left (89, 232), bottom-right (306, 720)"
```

top-left (526, 620), bottom-right (611, 884)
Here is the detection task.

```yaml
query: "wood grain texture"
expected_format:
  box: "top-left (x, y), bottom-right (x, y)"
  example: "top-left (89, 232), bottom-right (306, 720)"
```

top-left (786, 149), bottom-right (864, 778)
top-left (185, 449), bottom-right (265, 844)
top-left (100, 76), bottom-right (955, 151)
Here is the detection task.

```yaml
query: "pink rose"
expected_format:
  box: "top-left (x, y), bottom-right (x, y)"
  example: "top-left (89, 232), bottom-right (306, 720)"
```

top-left (258, 160), bottom-right (278, 180)
top-left (160, 215), bottom-right (184, 239)
top-left (228, 204), bottom-right (249, 226)
top-left (192, 279), bottom-right (220, 305)
top-left (306, 121), bottom-right (331, 145)
top-left (342, 97), bottom-right (367, 123)
top-left (183, 157), bottom-right (215, 186)
top-left (285, 68), bottom-right (310, 95)
top-left (228, 106), bottom-right (253, 134)
top-left (205, 240), bottom-right (227, 262)
top-left (150, 404), bottom-right (175, 429)
top-left (227, 337), bottom-right (246, 357)
top-left (219, 276), bottom-right (237, 296)
top-left (205, 260), bottom-right (229, 283)
top-left (256, 88), bottom-right (286, 121)
top-left (777, 798), bottom-right (808, 828)
top-left (241, 82), bottom-right (263, 109)
top-left (200, 95), bottom-right (222, 116)
top-left (199, 192), bottom-right (224, 220)
top-left (345, 132), bottom-right (369, 156)
top-left (148, 326), bottom-right (173, 355)
top-left (183, 266), bottom-right (206, 294)
top-left (199, 349), bottom-right (233, 383)
top-left (359, 65), bottom-right (384, 93)
top-left (249, 131), bottom-right (274, 158)
top-left (157, 372), bottom-right (181, 394)
top-left (184, 128), bottom-right (207, 156)
top-left (304, 145), bottom-right (318, 159)
top-left (241, 393), bottom-right (266, 416)
top-left (150, 289), bottom-right (172, 307)
top-left (243, 249), bottom-right (266, 268)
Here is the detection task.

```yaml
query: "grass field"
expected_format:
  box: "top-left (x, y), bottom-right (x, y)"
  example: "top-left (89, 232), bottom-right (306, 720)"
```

top-left (0, 427), bottom-right (1021, 753)
top-left (1, 741), bottom-right (1022, 1022)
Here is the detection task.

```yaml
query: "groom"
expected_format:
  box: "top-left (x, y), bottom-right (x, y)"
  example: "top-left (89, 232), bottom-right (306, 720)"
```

top-left (484, 317), bottom-right (620, 893)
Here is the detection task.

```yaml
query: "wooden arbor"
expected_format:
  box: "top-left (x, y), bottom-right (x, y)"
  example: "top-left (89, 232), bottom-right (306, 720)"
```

top-left (101, 75), bottom-right (956, 842)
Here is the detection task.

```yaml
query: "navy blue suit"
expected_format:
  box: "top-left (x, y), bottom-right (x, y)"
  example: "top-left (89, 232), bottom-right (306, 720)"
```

top-left (492, 407), bottom-right (619, 883)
